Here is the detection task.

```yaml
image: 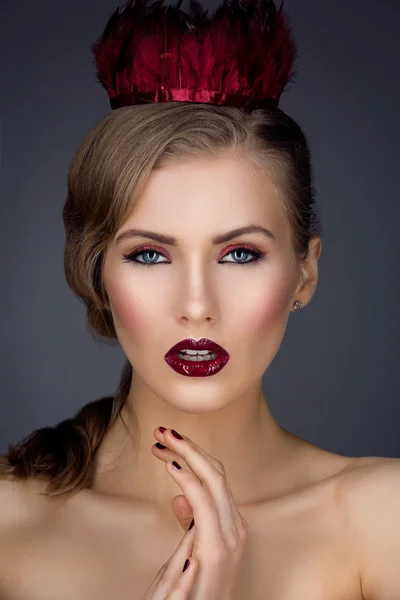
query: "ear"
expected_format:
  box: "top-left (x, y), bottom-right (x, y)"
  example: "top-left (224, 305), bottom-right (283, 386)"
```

top-left (292, 236), bottom-right (322, 311)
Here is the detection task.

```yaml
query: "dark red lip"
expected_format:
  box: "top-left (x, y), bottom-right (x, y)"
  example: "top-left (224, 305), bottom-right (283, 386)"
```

top-left (165, 337), bottom-right (229, 358)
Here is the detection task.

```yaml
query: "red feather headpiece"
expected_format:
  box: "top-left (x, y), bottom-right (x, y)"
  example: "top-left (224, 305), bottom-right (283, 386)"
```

top-left (92, 0), bottom-right (297, 112)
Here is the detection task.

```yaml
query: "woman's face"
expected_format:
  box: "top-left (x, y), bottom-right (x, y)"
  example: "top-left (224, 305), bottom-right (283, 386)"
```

top-left (102, 155), bottom-right (300, 413)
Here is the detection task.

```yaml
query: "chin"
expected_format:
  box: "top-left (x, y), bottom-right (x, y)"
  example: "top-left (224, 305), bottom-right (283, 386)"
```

top-left (159, 376), bottom-right (246, 413)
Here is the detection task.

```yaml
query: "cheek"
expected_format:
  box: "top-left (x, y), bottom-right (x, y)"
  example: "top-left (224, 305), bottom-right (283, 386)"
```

top-left (106, 277), bottom-right (169, 353)
top-left (112, 297), bottom-right (140, 331)
top-left (253, 286), bottom-right (291, 330)
top-left (233, 275), bottom-right (292, 335)
top-left (104, 256), bottom-right (167, 337)
top-left (231, 271), bottom-right (295, 377)
top-left (236, 289), bottom-right (291, 380)
top-left (105, 276), bottom-right (145, 337)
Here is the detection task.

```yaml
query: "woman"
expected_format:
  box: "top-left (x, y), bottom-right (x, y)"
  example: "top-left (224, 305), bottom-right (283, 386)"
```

top-left (0, 0), bottom-right (399, 598)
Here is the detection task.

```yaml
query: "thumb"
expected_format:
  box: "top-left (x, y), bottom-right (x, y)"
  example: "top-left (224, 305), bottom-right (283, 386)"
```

top-left (171, 494), bottom-right (194, 532)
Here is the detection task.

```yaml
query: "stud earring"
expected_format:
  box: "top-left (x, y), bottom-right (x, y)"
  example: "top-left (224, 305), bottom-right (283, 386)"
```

top-left (292, 300), bottom-right (304, 311)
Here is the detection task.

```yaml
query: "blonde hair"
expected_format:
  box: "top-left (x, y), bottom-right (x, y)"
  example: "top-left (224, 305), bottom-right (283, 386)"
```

top-left (0, 102), bottom-right (321, 497)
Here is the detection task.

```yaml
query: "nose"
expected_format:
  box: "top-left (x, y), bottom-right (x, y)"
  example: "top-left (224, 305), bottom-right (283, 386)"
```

top-left (174, 264), bottom-right (221, 327)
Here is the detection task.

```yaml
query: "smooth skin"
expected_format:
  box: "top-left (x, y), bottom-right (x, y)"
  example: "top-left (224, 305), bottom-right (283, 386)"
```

top-left (151, 427), bottom-right (248, 600)
top-left (141, 524), bottom-right (199, 599)
top-left (143, 427), bottom-right (400, 600)
top-left (1, 155), bottom-right (399, 599)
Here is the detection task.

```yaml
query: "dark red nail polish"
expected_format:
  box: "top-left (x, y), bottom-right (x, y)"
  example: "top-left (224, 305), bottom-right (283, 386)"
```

top-left (171, 429), bottom-right (183, 440)
top-left (182, 558), bottom-right (190, 572)
top-left (172, 460), bottom-right (181, 470)
top-left (188, 518), bottom-right (195, 530)
top-left (159, 426), bottom-right (167, 433)
top-left (155, 443), bottom-right (166, 449)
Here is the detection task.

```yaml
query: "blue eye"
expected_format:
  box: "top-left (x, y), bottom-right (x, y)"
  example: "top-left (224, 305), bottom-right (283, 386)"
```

top-left (222, 248), bottom-right (263, 264)
top-left (126, 249), bottom-right (165, 266)
top-left (122, 245), bottom-right (266, 267)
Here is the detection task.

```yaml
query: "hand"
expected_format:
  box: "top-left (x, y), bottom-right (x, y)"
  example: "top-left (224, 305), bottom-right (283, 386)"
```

top-left (141, 525), bottom-right (200, 599)
top-left (152, 427), bottom-right (249, 600)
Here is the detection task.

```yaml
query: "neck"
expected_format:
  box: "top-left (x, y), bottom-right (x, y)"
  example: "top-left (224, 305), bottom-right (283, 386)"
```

top-left (92, 374), bottom-right (296, 514)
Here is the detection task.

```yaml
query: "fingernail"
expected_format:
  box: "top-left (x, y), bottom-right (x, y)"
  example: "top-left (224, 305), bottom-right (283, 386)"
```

top-left (171, 429), bottom-right (183, 440)
top-left (182, 558), bottom-right (190, 572)
top-left (155, 443), bottom-right (166, 449)
top-left (159, 426), bottom-right (167, 433)
top-left (172, 460), bottom-right (181, 470)
top-left (188, 518), bottom-right (195, 530)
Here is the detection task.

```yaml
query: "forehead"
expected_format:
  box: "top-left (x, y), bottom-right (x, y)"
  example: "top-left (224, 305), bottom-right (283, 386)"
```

top-left (124, 155), bottom-right (289, 240)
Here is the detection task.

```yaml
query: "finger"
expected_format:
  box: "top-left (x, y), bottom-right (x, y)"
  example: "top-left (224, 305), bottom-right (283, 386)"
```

top-left (165, 457), bottom-right (236, 555)
top-left (171, 494), bottom-right (194, 532)
top-left (142, 526), bottom-right (197, 600)
top-left (158, 428), bottom-right (245, 537)
top-left (153, 428), bottom-right (245, 534)
top-left (152, 437), bottom-right (194, 475)
top-left (165, 556), bottom-right (199, 600)
top-left (166, 435), bottom-right (247, 534)
top-left (153, 428), bottom-right (228, 480)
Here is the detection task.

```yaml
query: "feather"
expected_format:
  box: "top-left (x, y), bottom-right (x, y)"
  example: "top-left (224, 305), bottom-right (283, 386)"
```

top-left (91, 0), bottom-right (297, 109)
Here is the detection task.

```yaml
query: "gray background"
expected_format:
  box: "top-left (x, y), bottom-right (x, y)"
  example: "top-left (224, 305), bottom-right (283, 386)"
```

top-left (1, 0), bottom-right (399, 457)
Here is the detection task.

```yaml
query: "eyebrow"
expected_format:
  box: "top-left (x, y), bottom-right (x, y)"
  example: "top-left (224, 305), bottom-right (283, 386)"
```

top-left (114, 225), bottom-right (276, 246)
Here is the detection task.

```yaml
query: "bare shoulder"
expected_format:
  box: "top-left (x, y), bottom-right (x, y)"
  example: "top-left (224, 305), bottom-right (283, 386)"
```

top-left (336, 455), bottom-right (400, 600)
top-left (337, 454), bottom-right (400, 490)
top-left (0, 472), bottom-right (49, 531)
top-left (335, 454), bottom-right (400, 506)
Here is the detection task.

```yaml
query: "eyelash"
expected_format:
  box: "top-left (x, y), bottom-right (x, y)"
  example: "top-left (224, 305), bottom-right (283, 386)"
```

top-left (122, 243), bottom-right (266, 268)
